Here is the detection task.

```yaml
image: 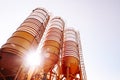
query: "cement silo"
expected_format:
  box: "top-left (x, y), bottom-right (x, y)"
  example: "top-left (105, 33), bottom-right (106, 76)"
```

top-left (62, 28), bottom-right (80, 80)
top-left (0, 8), bottom-right (50, 79)
top-left (41, 17), bottom-right (64, 73)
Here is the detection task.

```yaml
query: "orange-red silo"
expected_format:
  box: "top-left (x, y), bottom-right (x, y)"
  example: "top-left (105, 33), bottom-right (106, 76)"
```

top-left (41, 17), bottom-right (64, 73)
top-left (0, 8), bottom-right (50, 78)
top-left (62, 28), bottom-right (80, 79)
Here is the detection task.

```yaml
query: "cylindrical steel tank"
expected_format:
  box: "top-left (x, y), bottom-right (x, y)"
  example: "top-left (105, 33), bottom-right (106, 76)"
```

top-left (41, 17), bottom-right (64, 73)
top-left (62, 28), bottom-right (80, 79)
top-left (0, 8), bottom-right (50, 78)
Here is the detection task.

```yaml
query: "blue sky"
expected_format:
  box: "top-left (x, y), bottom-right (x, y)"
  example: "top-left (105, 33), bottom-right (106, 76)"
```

top-left (0, 0), bottom-right (120, 80)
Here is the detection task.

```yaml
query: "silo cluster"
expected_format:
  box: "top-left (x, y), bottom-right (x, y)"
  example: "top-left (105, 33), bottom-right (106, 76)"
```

top-left (0, 8), bottom-right (87, 80)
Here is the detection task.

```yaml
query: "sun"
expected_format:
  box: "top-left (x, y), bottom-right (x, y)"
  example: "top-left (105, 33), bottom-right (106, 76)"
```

top-left (25, 51), bottom-right (43, 68)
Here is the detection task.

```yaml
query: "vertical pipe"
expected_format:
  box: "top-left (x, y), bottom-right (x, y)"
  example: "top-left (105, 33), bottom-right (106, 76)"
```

top-left (66, 67), bottom-right (69, 80)
top-left (27, 67), bottom-right (35, 80)
top-left (77, 32), bottom-right (87, 80)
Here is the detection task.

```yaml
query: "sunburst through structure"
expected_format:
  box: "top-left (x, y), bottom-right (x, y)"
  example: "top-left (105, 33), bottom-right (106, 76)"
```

top-left (0, 8), bottom-right (87, 80)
